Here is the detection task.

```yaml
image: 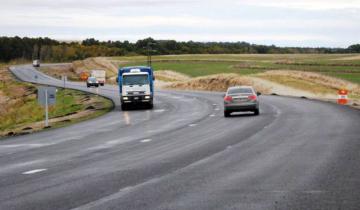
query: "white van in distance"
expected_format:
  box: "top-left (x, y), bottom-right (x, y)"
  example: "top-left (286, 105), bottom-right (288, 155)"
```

top-left (33, 60), bottom-right (40, 67)
top-left (91, 70), bottom-right (106, 86)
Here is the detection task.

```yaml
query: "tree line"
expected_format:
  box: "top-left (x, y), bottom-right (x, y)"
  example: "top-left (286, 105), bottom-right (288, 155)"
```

top-left (1, 36), bottom-right (359, 62)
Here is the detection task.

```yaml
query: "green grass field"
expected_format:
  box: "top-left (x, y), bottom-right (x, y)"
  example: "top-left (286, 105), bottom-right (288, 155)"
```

top-left (110, 54), bottom-right (360, 84)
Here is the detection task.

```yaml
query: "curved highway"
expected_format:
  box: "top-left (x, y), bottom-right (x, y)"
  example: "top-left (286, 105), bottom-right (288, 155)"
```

top-left (0, 65), bottom-right (359, 210)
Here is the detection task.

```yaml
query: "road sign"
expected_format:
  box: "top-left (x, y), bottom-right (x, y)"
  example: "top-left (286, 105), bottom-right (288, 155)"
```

top-left (80, 72), bottom-right (90, 81)
top-left (337, 89), bottom-right (348, 105)
top-left (37, 86), bottom-right (57, 127)
top-left (38, 86), bottom-right (56, 106)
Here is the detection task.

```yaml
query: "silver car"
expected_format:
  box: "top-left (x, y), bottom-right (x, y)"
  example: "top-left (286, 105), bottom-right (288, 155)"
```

top-left (223, 86), bottom-right (260, 117)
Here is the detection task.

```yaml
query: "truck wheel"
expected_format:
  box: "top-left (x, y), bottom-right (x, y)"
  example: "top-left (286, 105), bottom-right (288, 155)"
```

top-left (224, 111), bottom-right (231, 117)
top-left (121, 104), bottom-right (127, 111)
top-left (148, 103), bottom-right (154, 109)
top-left (87, 84), bottom-right (90, 88)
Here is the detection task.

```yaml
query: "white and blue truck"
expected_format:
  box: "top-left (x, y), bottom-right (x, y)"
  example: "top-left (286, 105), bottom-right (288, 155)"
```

top-left (118, 66), bottom-right (155, 110)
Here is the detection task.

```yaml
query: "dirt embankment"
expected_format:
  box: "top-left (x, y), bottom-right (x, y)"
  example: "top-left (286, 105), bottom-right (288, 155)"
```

top-left (258, 70), bottom-right (360, 95)
top-left (40, 64), bottom-right (77, 80)
top-left (157, 69), bottom-right (360, 108)
top-left (154, 70), bottom-right (191, 89)
top-left (73, 57), bottom-right (118, 83)
top-left (41, 57), bottom-right (119, 83)
top-left (165, 73), bottom-right (270, 94)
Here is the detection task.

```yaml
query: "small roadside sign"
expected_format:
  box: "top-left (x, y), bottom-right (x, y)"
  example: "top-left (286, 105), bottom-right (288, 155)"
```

top-left (37, 86), bottom-right (57, 127)
top-left (38, 86), bottom-right (56, 106)
top-left (337, 89), bottom-right (348, 105)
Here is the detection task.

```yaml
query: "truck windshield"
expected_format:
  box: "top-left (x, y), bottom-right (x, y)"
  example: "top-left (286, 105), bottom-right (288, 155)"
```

top-left (123, 75), bottom-right (149, 85)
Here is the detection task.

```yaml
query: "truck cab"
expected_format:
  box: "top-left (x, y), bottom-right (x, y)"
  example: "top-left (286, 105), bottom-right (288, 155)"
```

top-left (118, 66), bottom-right (155, 110)
top-left (33, 60), bottom-right (40, 67)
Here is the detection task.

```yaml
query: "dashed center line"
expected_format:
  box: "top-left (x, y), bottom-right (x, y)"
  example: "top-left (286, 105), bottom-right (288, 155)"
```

top-left (210, 114), bottom-right (216, 117)
top-left (189, 124), bottom-right (198, 127)
top-left (22, 169), bottom-right (47, 175)
top-left (140, 139), bottom-right (152, 143)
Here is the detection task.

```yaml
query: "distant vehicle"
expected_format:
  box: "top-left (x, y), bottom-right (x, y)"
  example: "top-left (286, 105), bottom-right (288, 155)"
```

top-left (224, 86), bottom-right (260, 117)
top-left (91, 70), bottom-right (106, 86)
top-left (87, 77), bottom-right (99, 88)
top-left (32, 60), bottom-right (40, 67)
top-left (118, 66), bottom-right (155, 110)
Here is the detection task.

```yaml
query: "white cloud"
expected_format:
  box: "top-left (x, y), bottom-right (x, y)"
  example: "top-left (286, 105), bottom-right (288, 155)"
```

top-left (238, 0), bottom-right (360, 10)
top-left (2, 0), bottom-right (195, 9)
top-left (0, 0), bottom-right (359, 47)
top-left (0, 11), bottom-right (357, 29)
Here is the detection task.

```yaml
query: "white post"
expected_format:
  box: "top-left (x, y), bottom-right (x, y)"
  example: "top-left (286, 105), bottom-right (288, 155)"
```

top-left (45, 89), bottom-right (49, 127)
top-left (63, 76), bottom-right (66, 105)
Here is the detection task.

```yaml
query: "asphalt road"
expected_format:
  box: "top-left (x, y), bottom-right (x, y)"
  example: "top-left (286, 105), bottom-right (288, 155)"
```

top-left (1, 64), bottom-right (359, 210)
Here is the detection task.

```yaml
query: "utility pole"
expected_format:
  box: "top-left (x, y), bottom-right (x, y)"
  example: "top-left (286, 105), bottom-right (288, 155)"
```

top-left (45, 89), bottom-right (49, 127)
top-left (146, 42), bottom-right (156, 67)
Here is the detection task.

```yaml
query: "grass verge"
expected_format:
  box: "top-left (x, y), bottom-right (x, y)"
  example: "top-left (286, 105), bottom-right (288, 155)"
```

top-left (0, 64), bottom-right (113, 138)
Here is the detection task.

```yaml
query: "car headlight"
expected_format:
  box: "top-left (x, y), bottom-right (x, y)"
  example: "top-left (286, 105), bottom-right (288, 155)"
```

top-left (123, 97), bottom-right (129, 100)
top-left (145, 96), bottom-right (151, 99)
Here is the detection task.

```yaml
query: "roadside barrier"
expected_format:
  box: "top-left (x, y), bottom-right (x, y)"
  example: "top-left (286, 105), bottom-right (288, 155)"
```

top-left (337, 89), bottom-right (348, 105)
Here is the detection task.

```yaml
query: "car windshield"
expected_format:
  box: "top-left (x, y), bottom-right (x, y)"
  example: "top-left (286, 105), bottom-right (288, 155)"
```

top-left (88, 77), bottom-right (97, 82)
top-left (123, 75), bottom-right (149, 85)
top-left (228, 88), bottom-right (253, 94)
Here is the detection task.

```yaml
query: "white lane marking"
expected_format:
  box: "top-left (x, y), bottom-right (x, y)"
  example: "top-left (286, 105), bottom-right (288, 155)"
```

top-left (106, 140), bottom-right (121, 145)
top-left (304, 190), bottom-right (325, 194)
top-left (210, 114), bottom-right (216, 117)
top-left (214, 108), bottom-right (220, 111)
top-left (189, 124), bottom-right (197, 127)
top-left (213, 104), bottom-right (217, 106)
top-left (140, 139), bottom-right (152, 143)
top-left (22, 169), bottom-right (47, 175)
top-left (154, 109), bottom-right (165, 113)
top-left (171, 96), bottom-right (182, 99)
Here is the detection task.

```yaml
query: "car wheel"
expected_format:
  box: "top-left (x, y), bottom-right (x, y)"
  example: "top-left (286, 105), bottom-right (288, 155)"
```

top-left (121, 104), bottom-right (127, 111)
top-left (254, 108), bottom-right (260, 115)
top-left (148, 103), bottom-right (154, 109)
top-left (87, 85), bottom-right (90, 88)
top-left (224, 111), bottom-right (231, 117)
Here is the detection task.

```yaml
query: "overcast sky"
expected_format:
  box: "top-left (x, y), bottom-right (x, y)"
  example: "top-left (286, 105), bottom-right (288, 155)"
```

top-left (1, 0), bottom-right (359, 47)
